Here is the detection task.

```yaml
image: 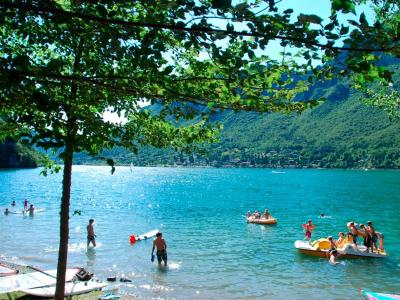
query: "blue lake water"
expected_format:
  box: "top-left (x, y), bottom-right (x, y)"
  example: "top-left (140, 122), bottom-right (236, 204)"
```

top-left (1, 166), bottom-right (400, 299)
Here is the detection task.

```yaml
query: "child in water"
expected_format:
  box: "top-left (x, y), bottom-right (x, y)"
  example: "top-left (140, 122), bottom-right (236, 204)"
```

top-left (329, 249), bottom-right (339, 265)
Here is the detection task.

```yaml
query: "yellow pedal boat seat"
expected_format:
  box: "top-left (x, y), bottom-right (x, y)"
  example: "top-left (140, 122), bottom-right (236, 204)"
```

top-left (311, 238), bottom-right (331, 250)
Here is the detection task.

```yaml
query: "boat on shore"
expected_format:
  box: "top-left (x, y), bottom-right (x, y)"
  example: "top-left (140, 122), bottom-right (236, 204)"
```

top-left (247, 217), bottom-right (277, 225)
top-left (21, 279), bottom-right (107, 297)
top-left (0, 267), bottom-right (81, 294)
top-left (295, 238), bottom-right (387, 258)
top-left (362, 290), bottom-right (400, 300)
top-left (0, 264), bottom-right (17, 277)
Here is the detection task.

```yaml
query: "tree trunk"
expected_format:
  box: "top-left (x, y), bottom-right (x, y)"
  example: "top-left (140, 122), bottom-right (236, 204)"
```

top-left (54, 34), bottom-right (82, 300)
top-left (54, 135), bottom-right (74, 299)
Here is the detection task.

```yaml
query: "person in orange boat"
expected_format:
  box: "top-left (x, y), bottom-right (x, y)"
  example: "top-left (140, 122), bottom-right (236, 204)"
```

top-left (264, 209), bottom-right (271, 219)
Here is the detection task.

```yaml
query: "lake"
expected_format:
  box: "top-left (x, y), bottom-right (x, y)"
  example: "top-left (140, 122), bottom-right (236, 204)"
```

top-left (1, 166), bottom-right (400, 299)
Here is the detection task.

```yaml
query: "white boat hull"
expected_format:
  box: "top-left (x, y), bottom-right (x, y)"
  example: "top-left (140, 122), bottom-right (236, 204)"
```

top-left (21, 279), bottom-right (107, 297)
top-left (0, 268), bottom-right (80, 294)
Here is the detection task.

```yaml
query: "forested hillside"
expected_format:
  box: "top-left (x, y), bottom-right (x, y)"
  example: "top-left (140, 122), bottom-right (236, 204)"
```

top-left (73, 58), bottom-right (400, 169)
top-left (0, 139), bottom-right (43, 168)
top-left (74, 82), bottom-right (400, 169)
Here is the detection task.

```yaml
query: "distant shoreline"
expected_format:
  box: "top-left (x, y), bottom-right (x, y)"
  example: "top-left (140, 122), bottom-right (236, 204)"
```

top-left (2, 164), bottom-right (399, 171)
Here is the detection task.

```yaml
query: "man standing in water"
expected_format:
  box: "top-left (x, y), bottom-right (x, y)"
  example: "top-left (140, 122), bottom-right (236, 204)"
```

top-left (23, 199), bottom-right (28, 211)
top-left (28, 204), bottom-right (35, 215)
top-left (152, 232), bottom-right (167, 266)
top-left (87, 219), bottom-right (96, 247)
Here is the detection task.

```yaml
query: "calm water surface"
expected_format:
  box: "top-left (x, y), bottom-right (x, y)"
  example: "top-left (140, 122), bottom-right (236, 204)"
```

top-left (1, 166), bottom-right (400, 299)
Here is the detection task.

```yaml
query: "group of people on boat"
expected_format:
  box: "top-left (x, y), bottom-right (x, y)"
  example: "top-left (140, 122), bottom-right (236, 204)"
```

top-left (344, 221), bottom-right (384, 252)
top-left (303, 219), bottom-right (384, 252)
top-left (4, 199), bottom-right (35, 215)
top-left (300, 218), bottom-right (385, 264)
top-left (326, 221), bottom-right (384, 264)
top-left (246, 209), bottom-right (271, 220)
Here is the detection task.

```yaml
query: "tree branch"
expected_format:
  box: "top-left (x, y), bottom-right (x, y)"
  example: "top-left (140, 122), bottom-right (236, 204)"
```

top-left (7, 70), bottom-right (316, 113)
top-left (1, 2), bottom-right (395, 53)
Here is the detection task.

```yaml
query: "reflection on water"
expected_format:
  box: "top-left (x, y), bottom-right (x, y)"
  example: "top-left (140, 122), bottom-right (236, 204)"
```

top-left (86, 247), bottom-right (96, 270)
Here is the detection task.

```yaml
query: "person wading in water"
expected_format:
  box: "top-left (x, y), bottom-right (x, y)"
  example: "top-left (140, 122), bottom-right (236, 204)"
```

top-left (151, 232), bottom-right (167, 266)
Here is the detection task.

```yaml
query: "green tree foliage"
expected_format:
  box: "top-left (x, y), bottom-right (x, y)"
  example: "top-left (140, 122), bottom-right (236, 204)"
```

top-left (0, 1), bottom-right (399, 298)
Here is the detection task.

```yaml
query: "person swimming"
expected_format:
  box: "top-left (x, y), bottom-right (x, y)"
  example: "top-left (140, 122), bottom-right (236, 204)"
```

top-left (329, 249), bottom-right (339, 265)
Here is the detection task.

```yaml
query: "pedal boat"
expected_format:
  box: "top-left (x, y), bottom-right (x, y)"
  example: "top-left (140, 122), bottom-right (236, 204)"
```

top-left (294, 238), bottom-right (387, 258)
top-left (247, 217), bottom-right (277, 225)
top-left (362, 289), bottom-right (400, 300)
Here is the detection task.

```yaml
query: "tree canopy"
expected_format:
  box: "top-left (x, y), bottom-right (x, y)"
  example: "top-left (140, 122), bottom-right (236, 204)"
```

top-left (0, 0), bottom-right (399, 298)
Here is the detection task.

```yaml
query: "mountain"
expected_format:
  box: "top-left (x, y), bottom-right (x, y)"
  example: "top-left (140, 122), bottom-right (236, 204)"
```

top-left (0, 139), bottom-right (43, 168)
top-left (72, 86), bottom-right (400, 169)
top-left (73, 57), bottom-right (400, 169)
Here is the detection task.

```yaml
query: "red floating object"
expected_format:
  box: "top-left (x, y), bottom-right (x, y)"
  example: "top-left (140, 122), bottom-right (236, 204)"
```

top-left (129, 235), bottom-right (136, 244)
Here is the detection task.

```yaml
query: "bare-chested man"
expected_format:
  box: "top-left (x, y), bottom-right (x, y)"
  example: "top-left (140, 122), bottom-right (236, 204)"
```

top-left (152, 232), bottom-right (167, 266)
top-left (367, 221), bottom-right (378, 252)
top-left (347, 221), bottom-right (359, 251)
top-left (87, 219), bottom-right (96, 247)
